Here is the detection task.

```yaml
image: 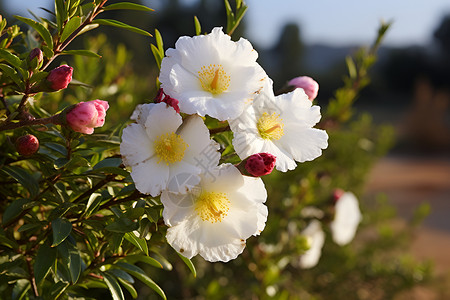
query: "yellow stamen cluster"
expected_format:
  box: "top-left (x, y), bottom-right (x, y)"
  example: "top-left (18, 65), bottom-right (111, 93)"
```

top-left (198, 64), bottom-right (230, 95)
top-left (257, 112), bottom-right (284, 140)
top-left (195, 192), bottom-right (230, 223)
top-left (154, 132), bottom-right (188, 164)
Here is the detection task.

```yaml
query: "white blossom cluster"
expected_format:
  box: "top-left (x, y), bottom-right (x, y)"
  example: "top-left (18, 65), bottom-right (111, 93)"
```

top-left (121, 28), bottom-right (328, 262)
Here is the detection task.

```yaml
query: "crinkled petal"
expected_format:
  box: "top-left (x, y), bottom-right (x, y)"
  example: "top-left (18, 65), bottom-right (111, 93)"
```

top-left (120, 123), bottom-right (153, 167)
top-left (144, 103), bottom-right (182, 140)
top-left (131, 158), bottom-right (169, 197)
top-left (279, 127), bottom-right (328, 163)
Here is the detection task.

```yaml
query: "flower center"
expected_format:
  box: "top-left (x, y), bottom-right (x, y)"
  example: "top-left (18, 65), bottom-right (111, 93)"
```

top-left (195, 192), bottom-right (230, 223)
top-left (198, 64), bottom-right (230, 95)
top-left (154, 132), bottom-right (188, 164)
top-left (257, 112), bottom-right (284, 140)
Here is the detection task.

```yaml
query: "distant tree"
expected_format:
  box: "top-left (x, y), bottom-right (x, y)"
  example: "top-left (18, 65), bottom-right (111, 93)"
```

top-left (434, 14), bottom-right (450, 57)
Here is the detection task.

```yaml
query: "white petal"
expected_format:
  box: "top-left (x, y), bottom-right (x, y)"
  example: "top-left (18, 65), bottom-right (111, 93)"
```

top-left (144, 103), bottom-right (182, 140)
top-left (280, 127), bottom-right (328, 163)
top-left (120, 123), bottom-right (153, 167)
top-left (167, 161), bottom-right (201, 194)
top-left (330, 192), bottom-right (362, 245)
top-left (130, 103), bottom-right (154, 126)
top-left (260, 140), bottom-right (297, 172)
top-left (178, 115), bottom-right (220, 168)
top-left (130, 157), bottom-right (169, 197)
top-left (299, 220), bottom-right (325, 269)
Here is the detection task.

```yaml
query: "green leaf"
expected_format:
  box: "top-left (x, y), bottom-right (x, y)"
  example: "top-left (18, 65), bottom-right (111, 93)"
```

top-left (55, 0), bottom-right (67, 33)
top-left (42, 45), bottom-right (54, 58)
top-left (103, 2), bottom-right (154, 11)
top-left (2, 198), bottom-right (32, 225)
top-left (11, 279), bottom-right (30, 300)
top-left (0, 49), bottom-right (22, 69)
top-left (103, 272), bottom-right (125, 300)
top-left (115, 262), bottom-right (166, 300)
top-left (0, 232), bottom-right (19, 249)
top-left (106, 218), bottom-right (139, 233)
top-left (14, 16), bottom-right (53, 48)
top-left (58, 239), bottom-right (82, 283)
top-left (0, 63), bottom-right (23, 88)
top-left (107, 269), bottom-right (134, 283)
top-left (150, 44), bottom-right (162, 69)
top-left (60, 16), bottom-right (81, 43)
top-left (30, 71), bottom-right (49, 84)
top-left (176, 251), bottom-right (196, 277)
top-left (60, 49), bottom-right (101, 58)
top-left (2, 166), bottom-right (39, 198)
top-left (117, 277), bottom-right (138, 299)
top-left (93, 157), bottom-right (122, 169)
top-left (18, 222), bottom-right (42, 233)
top-left (85, 192), bottom-right (102, 217)
top-left (51, 218), bottom-right (72, 247)
top-left (92, 19), bottom-right (152, 36)
top-left (34, 242), bottom-right (57, 283)
top-left (124, 232), bottom-right (148, 255)
top-left (48, 281), bottom-right (70, 299)
top-left (121, 254), bottom-right (162, 269)
top-left (155, 29), bottom-right (163, 54)
top-left (194, 16), bottom-right (201, 36)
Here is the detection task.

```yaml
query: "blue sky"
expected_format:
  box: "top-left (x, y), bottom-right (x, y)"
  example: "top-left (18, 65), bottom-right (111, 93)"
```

top-left (4, 0), bottom-right (450, 48)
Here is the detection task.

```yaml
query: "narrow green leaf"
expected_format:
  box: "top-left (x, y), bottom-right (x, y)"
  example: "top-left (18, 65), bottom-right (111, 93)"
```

top-left (48, 281), bottom-right (70, 299)
top-left (41, 45), bottom-right (54, 59)
top-left (107, 269), bottom-right (135, 283)
top-left (103, 2), bottom-right (154, 12)
top-left (115, 262), bottom-right (166, 300)
top-left (14, 16), bottom-right (53, 48)
top-left (34, 242), bottom-right (57, 283)
top-left (93, 157), bottom-right (122, 169)
top-left (2, 198), bottom-right (32, 225)
top-left (150, 44), bottom-right (162, 69)
top-left (0, 63), bottom-right (23, 88)
top-left (122, 254), bottom-right (162, 269)
top-left (60, 49), bottom-right (101, 58)
top-left (92, 19), bottom-right (152, 36)
top-left (194, 16), bottom-right (201, 36)
top-left (124, 232), bottom-right (148, 255)
top-left (85, 192), bottom-right (102, 217)
top-left (2, 166), bottom-right (39, 198)
top-left (102, 272), bottom-right (125, 300)
top-left (30, 71), bottom-right (49, 84)
top-left (155, 29), bottom-right (163, 54)
top-left (11, 279), bottom-right (30, 300)
top-left (346, 56), bottom-right (357, 79)
top-left (106, 218), bottom-right (139, 233)
top-left (51, 218), bottom-right (72, 247)
top-left (0, 233), bottom-right (19, 249)
top-left (117, 277), bottom-right (138, 299)
top-left (18, 222), bottom-right (42, 233)
top-left (60, 16), bottom-right (81, 43)
top-left (176, 251), bottom-right (197, 277)
top-left (58, 239), bottom-right (82, 283)
top-left (55, 0), bottom-right (67, 33)
top-left (0, 49), bottom-right (22, 69)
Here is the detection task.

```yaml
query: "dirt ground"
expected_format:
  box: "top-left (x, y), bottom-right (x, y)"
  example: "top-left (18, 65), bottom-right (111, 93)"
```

top-left (365, 155), bottom-right (450, 299)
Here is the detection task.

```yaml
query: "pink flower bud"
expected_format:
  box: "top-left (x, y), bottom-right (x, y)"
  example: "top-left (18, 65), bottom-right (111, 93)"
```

top-left (66, 100), bottom-right (109, 134)
top-left (236, 153), bottom-right (276, 177)
top-left (288, 76), bottom-right (319, 101)
top-left (16, 134), bottom-right (39, 156)
top-left (332, 188), bottom-right (345, 203)
top-left (47, 65), bottom-right (73, 91)
top-left (29, 48), bottom-right (43, 65)
top-left (154, 88), bottom-right (180, 113)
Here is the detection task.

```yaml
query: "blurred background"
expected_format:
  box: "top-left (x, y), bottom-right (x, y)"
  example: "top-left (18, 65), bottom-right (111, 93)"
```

top-left (1, 0), bottom-right (449, 298)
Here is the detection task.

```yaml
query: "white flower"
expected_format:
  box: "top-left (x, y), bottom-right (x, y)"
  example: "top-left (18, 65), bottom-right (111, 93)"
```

top-left (298, 220), bottom-right (325, 269)
top-left (159, 27), bottom-right (267, 121)
top-left (120, 103), bottom-right (220, 197)
top-left (161, 164), bottom-right (268, 262)
top-left (230, 79), bottom-right (328, 172)
top-left (330, 192), bottom-right (362, 245)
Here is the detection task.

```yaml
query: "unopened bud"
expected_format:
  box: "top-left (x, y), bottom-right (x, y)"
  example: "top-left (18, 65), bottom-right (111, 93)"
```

top-left (28, 48), bottom-right (43, 69)
top-left (15, 134), bottom-right (39, 156)
top-left (236, 153), bottom-right (276, 177)
top-left (46, 65), bottom-right (73, 91)
top-left (66, 100), bottom-right (109, 134)
top-left (288, 76), bottom-right (319, 101)
top-left (332, 188), bottom-right (345, 203)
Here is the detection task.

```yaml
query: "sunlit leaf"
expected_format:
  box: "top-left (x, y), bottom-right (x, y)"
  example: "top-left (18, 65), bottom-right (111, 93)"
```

top-left (103, 2), bottom-right (154, 12)
top-left (102, 272), bottom-right (125, 300)
top-left (51, 218), bottom-right (72, 247)
top-left (60, 16), bottom-right (82, 43)
top-left (14, 15), bottom-right (53, 48)
top-left (92, 19), bottom-right (152, 36)
top-left (34, 242), bottom-right (57, 283)
top-left (60, 49), bottom-right (101, 58)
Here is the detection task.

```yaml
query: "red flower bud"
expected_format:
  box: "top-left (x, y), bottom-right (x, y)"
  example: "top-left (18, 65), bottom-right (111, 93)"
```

top-left (332, 188), bottom-right (345, 203)
top-left (288, 76), bottom-right (319, 101)
top-left (28, 48), bottom-right (43, 67)
top-left (154, 88), bottom-right (180, 113)
top-left (66, 100), bottom-right (109, 134)
top-left (236, 153), bottom-right (276, 177)
top-left (15, 134), bottom-right (39, 156)
top-left (47, 65), bottom-right (73, 91)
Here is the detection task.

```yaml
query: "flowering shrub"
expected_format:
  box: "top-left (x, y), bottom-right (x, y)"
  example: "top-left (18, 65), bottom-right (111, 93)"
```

top-left (0, 1), bottom-right (432, 299)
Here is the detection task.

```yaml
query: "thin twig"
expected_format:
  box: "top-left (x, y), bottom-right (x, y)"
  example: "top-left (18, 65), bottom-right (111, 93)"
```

top-left (26, 257), bottom-right (39, 297)
top-left (0, 114), bottom-right (62, 131)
